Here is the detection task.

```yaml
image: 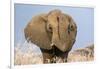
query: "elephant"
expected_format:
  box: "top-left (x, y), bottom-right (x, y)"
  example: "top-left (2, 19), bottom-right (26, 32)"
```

top-left (24, 9), bottom-right (77, 63)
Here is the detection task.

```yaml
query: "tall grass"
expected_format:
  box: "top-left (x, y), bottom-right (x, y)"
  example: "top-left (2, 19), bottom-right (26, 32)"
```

top-left (14, 41), bottom-right (43, 65)
top-left (14, 42), bottom-right (94, 65)
top-left (67, 44), bottom-right (94, 62)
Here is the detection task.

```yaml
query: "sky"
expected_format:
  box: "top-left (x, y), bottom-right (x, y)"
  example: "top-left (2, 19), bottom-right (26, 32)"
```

top-left (14, 4), bottom-right (94, 50)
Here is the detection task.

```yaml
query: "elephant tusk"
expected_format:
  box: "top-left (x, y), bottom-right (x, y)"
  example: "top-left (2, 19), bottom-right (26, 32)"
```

top-left (50, 43), bottom-right (55, 47)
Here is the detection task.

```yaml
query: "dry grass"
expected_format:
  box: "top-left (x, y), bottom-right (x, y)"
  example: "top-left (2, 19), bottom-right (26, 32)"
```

top-left (14, 42), bottom-right (94, 65)
top-left (14, 42), bottom-right (43, 65)
top-left (14, 52), bottom-right (43, 65)
top-left (68, 44), bottom-right (94, 62)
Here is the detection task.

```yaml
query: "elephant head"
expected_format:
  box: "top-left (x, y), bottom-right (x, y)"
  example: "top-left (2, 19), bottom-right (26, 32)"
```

top-left (24, 9), bottom-right (77, 53)
top-left (46, 10), bottom-right (77, 52)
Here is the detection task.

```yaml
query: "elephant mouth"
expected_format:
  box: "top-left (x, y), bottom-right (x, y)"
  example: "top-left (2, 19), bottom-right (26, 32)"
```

top-left (50, 44), bottom-right (69, 56)
top-left (50, 41), bottom-right (71, 52)
top-left (50, 43), bottom-right (56, 47)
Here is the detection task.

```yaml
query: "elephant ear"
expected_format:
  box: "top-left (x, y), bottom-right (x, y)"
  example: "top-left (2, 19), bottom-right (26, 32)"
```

top-left (24, 14), bottom-right (53, 50)
top-left (67, 15), bottom-right (77, 51)
top-left (40, 14), bottom-right (48, 22)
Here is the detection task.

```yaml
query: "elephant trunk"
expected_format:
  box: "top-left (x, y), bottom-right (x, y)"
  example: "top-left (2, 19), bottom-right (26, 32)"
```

top-left (51, 23), bottom-right (70, 52)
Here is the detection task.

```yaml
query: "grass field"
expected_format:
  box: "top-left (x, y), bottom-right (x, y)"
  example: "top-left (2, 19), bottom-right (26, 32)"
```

top-left (14, 43), bottom-right (94, 65)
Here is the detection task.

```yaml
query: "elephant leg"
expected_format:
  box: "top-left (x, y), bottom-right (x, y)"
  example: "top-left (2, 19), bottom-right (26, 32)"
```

top-left (62, 51), bottom-right (69, 63)
top-left (40, 48), bottom-right (54, 63)
top-left (54, 46), bottom-right (69, 63)
top-left (56, 53), bottom-right (68, 63)
top-left (42, 52), bottom-right (53, 63)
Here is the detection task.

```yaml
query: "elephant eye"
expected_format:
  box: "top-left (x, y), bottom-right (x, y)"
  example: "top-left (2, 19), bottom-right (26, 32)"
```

top-left (68, 24), bottom-right (74, 34)
top-left (70, 25), bottom-right (74, 31)
top-left (47, 24), bottom-right (52, 33)
top-left (49, 26), bottom-right (52, 32)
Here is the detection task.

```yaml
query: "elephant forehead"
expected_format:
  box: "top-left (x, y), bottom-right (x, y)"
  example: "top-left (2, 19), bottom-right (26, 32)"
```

top-left (48, 9), bottom-right (61, 15)
top-left (48, 11), bottom-right (61, 19)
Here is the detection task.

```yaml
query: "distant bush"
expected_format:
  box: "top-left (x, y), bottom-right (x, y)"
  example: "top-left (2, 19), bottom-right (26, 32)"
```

top-left (67, 44), bottom-right (94, 62)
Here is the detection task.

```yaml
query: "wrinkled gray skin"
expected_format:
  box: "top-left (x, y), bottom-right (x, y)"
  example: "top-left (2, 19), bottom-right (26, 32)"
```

top-left (24, 9), bottom-right (77, 63)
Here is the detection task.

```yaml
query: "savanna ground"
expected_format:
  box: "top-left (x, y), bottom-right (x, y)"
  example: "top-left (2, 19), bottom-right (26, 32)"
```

top-left (14, 42), bottom-right (94, 65)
